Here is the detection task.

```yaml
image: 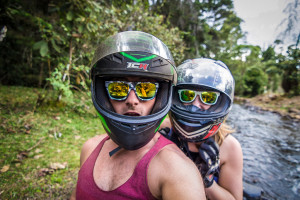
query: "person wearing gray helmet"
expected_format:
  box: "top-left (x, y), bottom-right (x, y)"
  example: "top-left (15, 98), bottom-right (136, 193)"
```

top-left (160, 58), bottom-right (243, 199)
top-left (70, 31), bottom-right (205, 200)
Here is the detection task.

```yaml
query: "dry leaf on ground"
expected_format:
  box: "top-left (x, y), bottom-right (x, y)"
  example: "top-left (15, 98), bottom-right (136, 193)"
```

top-left (50, 162), bottom-right (68, 170)
top-left (1, 165), bottom-right (10, 173)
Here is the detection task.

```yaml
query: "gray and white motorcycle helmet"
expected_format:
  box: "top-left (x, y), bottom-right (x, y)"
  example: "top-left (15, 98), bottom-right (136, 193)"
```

top-left (90, 31), bottom-right (177, 150)
top-left (170, 58), bottom-right (235, 142)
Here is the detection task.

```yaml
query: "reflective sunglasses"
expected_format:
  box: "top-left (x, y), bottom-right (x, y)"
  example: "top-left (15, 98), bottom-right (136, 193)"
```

top-left (178, 89), bottom-right (220, 105)
top-left (105, 81), bottom-right (159, 101)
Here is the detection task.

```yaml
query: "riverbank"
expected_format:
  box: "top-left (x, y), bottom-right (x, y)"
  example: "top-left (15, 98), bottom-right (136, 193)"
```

top-left (235, 94), bottom-right (300, 122)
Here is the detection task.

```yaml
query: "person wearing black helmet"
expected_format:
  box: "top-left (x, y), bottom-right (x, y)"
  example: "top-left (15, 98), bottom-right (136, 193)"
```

top-left (160, 58), bottom-right (243, 199)
top-left (70, 31), bottom-right (205, 200)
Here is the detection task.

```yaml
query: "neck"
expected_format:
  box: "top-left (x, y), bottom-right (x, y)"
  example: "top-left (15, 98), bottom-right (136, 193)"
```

top-left (109, 132), bottom-right (160, 157)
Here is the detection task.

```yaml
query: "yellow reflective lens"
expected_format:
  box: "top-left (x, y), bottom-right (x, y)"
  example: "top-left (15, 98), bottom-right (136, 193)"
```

top-left (200, 92), bottom-right (218, 104)
top-left (136, 82), bottom-right (157, 99)
top-left (108, 82), bottom-right (129, 99)
top-left (180, 90), bottom-right (196, 102)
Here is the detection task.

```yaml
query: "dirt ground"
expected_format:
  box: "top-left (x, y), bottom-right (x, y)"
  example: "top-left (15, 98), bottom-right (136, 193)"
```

top-left (235, 94), bottom-right (300, 122)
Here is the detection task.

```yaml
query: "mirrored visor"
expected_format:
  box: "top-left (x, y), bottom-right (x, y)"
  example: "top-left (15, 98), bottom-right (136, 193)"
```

top-left (91, 31), bottom-right (174, 67)
top-left (176, 59), bottom-right (235, 101)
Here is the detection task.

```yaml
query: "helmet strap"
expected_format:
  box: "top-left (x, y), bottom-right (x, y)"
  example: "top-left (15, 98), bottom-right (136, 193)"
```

top-left (109, 146), bottom-right (122, 157)
top-left (176, 137), bottom-right (194, 160)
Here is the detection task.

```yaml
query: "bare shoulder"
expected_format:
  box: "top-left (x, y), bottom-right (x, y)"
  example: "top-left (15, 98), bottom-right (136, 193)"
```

top-left (153, 144), bottom-right (196, 171)
top-left (220, 134), bottom-right (243, 164)
top-left (80, 134), bottom-right (108, 166)
top-left (148, 144), bottom-right (205, 199)
top-left (222, 135), bottom-right (242, 152)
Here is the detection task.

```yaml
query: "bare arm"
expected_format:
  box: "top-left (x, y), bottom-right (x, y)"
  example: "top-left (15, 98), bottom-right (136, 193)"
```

top-left (149, 146), bottom-right (206, 200)
top-left (205, 136), bottom-right (243, 200)
top-left (69, 189), bottom-right (76, 200)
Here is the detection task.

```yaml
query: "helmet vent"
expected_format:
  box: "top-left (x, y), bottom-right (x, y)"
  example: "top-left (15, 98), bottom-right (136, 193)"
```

top-left (119, 122), bottom-right (147, 128)
top-left (103, 53), bottom-right (123, 64)
top-left (112, 53), bottom-right (123, 64)
top-left (152, 58), bottom-right (167, 68)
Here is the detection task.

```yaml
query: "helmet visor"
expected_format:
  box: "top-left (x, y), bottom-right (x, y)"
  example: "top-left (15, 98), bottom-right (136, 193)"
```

top-left (177, 58), bottom-right (234, 102)
top-left (91, 31), bottom-right (174, 67)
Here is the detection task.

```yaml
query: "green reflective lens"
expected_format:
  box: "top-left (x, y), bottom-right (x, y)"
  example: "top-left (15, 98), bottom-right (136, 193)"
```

top-left (178, 90), bottom-right (219, 105)
top-left (180, 90), bottom-right (196, 102)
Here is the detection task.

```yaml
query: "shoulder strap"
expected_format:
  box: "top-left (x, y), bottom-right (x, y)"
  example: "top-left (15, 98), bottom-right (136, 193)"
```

top-left (80, 135), bottom-right (110, 170)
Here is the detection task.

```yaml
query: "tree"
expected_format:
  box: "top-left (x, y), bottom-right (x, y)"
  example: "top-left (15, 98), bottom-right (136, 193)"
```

top-left (262, 46), bottom-right (281, 92)
top-left (279, 44), bottom-right (300, 95)
top-left (150, 0), bottom-right (244, 61)
top-left (243, 65), bottom-right (268, 96)
top-left (0, 0), bottom-right (186, 102)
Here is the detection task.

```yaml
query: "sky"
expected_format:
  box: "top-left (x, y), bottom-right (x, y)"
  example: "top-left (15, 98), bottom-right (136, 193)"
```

top-left (232, 0), bottom-right (294, 52)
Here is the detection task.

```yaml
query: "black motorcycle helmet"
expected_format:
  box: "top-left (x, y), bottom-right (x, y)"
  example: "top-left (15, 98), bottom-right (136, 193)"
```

top-left (90, 31), bottom-right (177, 150)
top-left (170, 58), bottom-right (235, 142)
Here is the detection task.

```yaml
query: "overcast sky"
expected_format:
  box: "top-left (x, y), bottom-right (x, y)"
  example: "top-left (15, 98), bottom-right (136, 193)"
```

top-left (233, 0), bottom-right (293, 51)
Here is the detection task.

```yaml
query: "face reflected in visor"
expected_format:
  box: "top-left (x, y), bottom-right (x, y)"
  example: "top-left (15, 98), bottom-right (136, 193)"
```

top-left (178, 89), bottom-right (220, 105)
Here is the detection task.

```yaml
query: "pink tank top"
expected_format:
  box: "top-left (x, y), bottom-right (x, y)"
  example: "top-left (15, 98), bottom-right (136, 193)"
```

top-left (76, 135), bottom-right (173, 200)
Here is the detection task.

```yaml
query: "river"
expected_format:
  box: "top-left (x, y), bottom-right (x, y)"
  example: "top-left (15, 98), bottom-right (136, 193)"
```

top-left (227, 104), bottom-right (300, 200)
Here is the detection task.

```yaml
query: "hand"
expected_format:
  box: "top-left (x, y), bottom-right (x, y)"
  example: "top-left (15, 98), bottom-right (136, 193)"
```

top-left (197, 137), bottom-right (220, 188)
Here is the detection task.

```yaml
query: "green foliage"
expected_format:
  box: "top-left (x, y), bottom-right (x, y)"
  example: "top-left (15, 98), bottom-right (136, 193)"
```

top-left (0, 85), bottom-right (103, 199)
top-left (105, 1), bottom-right (186, 63)
top-left (0, 0), bottom-right (298, 98)
top-left (262, 46), bottom-right (276, 62)
top-left (226, 59), bottom-right (247, 96)
top-left (151, 0), bottom-right (244, 60)
top-left (279, 44), bottom-right (300, 95)
top-left (0, 0), bottom-right (186, 101)
top-left (47, 63), bottom-right (73, 101)
top-left (243, 65), bottom-right (268, 96)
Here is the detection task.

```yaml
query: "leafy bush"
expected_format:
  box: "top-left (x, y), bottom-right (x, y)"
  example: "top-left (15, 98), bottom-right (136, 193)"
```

top-left (243, 66), bottom-right (268, 97)
top-left (0, 0), bottom-right (186, 102)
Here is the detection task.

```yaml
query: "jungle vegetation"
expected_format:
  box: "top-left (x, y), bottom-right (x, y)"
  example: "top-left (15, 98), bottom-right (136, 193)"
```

top-left (0, 0), bottom-right (299, 99)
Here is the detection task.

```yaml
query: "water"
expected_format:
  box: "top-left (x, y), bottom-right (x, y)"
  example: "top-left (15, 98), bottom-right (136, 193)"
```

top-left (227, 104), bottom-right (300, 200)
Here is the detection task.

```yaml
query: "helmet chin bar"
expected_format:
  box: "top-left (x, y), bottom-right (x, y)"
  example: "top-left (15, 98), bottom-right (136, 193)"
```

top-left (91, 79), bottom-right (173, 150)
top-left (171, 110), bottom-right (225, 143)
top-left (172, 119), bottom-right (210, 139)
top-left (173, 119), bottom-right (222, 142)
top-left (175, 104), bottom-right (209, 114)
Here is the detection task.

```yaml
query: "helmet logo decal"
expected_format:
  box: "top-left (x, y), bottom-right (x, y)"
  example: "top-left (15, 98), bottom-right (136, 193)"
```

top-left (120, 52), bottom-right (157, 62)
top-left (203, 123), bottom-right (221, 139)
top-left (127, 62), bottom-right (149, 70)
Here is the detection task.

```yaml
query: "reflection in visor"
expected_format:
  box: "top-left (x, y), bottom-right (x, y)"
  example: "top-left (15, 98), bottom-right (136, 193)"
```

top-left (178, 90), bottom-right (220, 105)
top-left (106, 81), bottom-right (159, 101)
top-left (91, 31), bottom-right (174, 67)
